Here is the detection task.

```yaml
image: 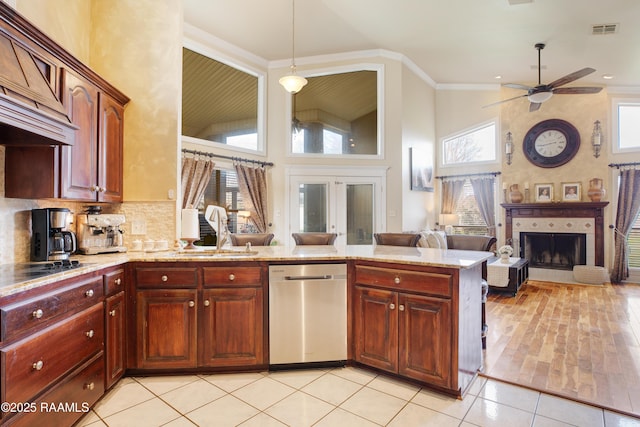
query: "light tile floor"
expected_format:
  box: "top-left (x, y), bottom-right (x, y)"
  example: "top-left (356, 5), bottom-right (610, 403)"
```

top-left (78, 367), bottom-right (640, 427)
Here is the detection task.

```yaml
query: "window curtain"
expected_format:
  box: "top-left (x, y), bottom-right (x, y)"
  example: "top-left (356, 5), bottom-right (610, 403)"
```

top-left (611, 168), bottom-right (640, 283)
top-left (441, 179), bottom-right (465, 214)
top-left (234, 162), bottom-right (269, 233)
top-left (470, 177), bottom-right (496, 237)
top-left (181, 156), bottom-right (215, 209)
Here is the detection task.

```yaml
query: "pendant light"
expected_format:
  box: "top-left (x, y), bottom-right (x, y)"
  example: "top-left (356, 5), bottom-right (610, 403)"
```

top-left (279, 0), bottom-right (307, 93)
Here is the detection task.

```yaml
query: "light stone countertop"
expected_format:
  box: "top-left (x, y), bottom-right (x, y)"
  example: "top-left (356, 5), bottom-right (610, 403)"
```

top-left (0, 245), bottom-right (493, 298)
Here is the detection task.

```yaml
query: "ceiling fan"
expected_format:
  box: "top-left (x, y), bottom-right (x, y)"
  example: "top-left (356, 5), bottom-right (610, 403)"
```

top-left (486, 43), bottom-right (602, 112)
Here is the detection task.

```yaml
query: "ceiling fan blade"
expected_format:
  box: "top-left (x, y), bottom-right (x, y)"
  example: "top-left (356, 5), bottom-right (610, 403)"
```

top-left (482, 94), bottom-right (528, 109)
top-left (553, 86), bottom-right (603, 95)
top-left (503, 83), bottom-right (534, 91)
top-left (547, 67), bottom-right (596, 89)
top-left (529, 102), bottom-right (542, 112)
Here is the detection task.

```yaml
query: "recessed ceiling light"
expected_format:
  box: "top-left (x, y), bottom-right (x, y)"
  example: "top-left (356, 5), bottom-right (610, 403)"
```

top-left (602, 74), bottom-right (614, 80)
top-left (494, 75), bottom-right (503, 80)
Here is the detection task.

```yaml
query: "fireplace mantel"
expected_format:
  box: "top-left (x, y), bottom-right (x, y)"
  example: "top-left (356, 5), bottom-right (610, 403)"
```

top-left (502, 202), bottom-right (609, 266)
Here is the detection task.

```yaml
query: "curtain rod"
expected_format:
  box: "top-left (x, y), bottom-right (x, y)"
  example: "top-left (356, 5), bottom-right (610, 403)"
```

top-left (182, 149), bottom-right (274, 167)
top-left (435, 171), bottom-right (501, 180)
top-left (608, 161), bottom-right (640, 169)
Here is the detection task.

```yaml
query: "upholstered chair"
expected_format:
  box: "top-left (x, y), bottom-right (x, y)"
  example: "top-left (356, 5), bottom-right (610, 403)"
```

top-left (291, 232), bottom-right (337, 245)
top-left (373, 233), bottom-right (421, 247)
top-left (229, 233), bottom-right (274, 246)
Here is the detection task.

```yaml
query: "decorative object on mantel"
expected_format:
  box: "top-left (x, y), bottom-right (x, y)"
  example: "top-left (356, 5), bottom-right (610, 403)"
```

top-left (534, 183), bottom-right (553, 202)
top-left (509, 184), bottom-right (523, 203)
top-left (279, 0), bottom-right (308, 94)
top-left (505, 131), bottom-right (513, 165)
top-left (524, 182), bottom-right (530, 202)
top-left (591, 120), bottom-right (602, 158)
top-left (498, 245), bottom-right (514, 263)
top-left (561, 182), bottom-right (581, 202)
top-left (587, 177), bottom-right (606, 202)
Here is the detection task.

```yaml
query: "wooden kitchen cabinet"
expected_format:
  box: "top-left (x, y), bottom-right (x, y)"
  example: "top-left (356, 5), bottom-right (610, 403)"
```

top-left (105, 291), bottom-right (125, 389)
top-left (136, 289), bottom-right (198, 369)
top-left (60, 69), bottom-right (124, 202)
top-left (353, 286), bottom-right (452, 387)
top-left (352, 262), bottom-right (465, 393)
top-left (130, 263), bottom-right (267, 371)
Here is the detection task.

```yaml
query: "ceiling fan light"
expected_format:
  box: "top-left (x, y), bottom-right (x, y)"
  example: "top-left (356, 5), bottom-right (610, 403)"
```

top-left (528, 91), bottom-right (553, 103)
top-left (279, 74), bottom-right (308, 93)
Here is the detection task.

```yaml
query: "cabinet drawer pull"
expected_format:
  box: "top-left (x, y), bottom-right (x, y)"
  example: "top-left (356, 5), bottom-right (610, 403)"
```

top-left (84, 382), bottom-right (95, 391)
top-left (228, 273), bottom-right (235, 281)
top-left (32, 309), bottom-right (44, 319)
top-left (114, 278), bottom-right (122, 286)
top-left (389, 303), bottom-right (395, 310)
top-left (394, 276), bottom-right (401, 284)
top-left (188, 300), bottom-right (195, 308)
top-left (161, 275), bottom-right (168, 282)
top-left (32, 360), bottom-right (44, 371)
top-left (204, 300), bottom-right (210, 307)
top-left (85, 289), bottom-right (94, 297)
top-left (109, 309), bottom-right (117, 317)
top-left (399, 305), bottom-right (405, 311)
top-left (86, 329), bottom-right (95, 338)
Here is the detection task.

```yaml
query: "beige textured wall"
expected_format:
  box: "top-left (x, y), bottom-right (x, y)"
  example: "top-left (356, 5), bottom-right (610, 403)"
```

top-left (89, 0), bottom-right (182, 203)
top-left (401, 65), bottom-right (436, 231)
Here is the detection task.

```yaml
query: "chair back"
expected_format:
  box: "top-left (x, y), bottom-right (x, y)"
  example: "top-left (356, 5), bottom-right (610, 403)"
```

top-left (230, 233), bottom-right (274, 246)
top-left (374, 233), bottom-right (421, 247)
top-left (292, 232), bottom-right (337, 245)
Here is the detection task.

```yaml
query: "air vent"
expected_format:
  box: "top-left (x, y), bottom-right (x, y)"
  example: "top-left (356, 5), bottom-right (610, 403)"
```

top-left (592, 23), bottom-right (618, 35)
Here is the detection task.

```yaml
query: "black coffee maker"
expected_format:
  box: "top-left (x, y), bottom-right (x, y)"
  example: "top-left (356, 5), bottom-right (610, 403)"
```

top-left (31, 208), bottom-right (77, 261)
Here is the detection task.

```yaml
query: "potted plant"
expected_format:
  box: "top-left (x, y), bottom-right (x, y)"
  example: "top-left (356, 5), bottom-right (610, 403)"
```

top-left (498, 245), bottom-right (513, 263)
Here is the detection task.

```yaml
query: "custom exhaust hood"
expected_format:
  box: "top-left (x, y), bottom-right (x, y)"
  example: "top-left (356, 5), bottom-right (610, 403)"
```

top-left (0, 14), bottom-right (76, 146)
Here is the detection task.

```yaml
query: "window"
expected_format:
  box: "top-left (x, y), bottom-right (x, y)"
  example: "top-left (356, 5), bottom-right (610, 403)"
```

top-left (441, 122), bottom-right (497, 166)
top-left (181, 43), bottom-right (265, 154)
top-left (199, 168), bottom-right (247, 237)
top-left (453, 179), bottom-right (488, 235)
top-left (628, 212), bottom-right (640, 268)
top-left (613, 99), bottom-right (640, 152)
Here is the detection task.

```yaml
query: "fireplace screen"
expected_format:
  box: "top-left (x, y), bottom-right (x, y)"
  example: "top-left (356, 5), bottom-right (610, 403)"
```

top-left (520, 232), bottom-right (586, 271)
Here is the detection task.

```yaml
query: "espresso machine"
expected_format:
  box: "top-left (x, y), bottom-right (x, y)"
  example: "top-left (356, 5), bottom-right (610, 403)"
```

top-left (31, 208), bottom-right (77, 261)
top-left (76, 211), bottom-right (127, 255)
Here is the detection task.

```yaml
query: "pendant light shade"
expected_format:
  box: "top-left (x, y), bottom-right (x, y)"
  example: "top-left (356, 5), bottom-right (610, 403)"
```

top-left (280, 0), bottom-right (307, 93)
top-left (279, 72), bottom-right (307, 94)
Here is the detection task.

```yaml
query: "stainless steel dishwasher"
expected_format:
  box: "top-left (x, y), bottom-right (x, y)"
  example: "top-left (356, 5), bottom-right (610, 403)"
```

top-left (269, 263), bottom-right (347, 366)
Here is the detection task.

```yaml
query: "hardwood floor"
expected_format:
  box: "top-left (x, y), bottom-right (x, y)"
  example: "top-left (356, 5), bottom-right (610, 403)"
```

top-left (483, 280), bottom-right (640, 418)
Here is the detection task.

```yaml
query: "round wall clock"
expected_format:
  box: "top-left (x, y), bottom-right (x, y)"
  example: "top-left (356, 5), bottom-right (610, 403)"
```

top-left (522, 119), bottom-right (580, 168)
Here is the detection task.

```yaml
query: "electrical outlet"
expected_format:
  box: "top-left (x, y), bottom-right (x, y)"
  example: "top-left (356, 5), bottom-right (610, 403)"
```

top-left (131, 219), bottom-right (146, 235)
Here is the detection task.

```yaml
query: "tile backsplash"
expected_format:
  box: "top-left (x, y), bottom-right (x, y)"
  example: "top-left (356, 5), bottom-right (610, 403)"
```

top-left (0, 197), bottom-right (177, 265)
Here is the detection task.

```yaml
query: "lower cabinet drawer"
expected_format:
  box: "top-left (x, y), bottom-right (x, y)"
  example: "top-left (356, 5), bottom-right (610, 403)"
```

top-left (5, 353), bottom-right (105, 427)
top-left (1, 303), bottom-right (103, 405)
top-left (354, 265), bottom-right (453, 297)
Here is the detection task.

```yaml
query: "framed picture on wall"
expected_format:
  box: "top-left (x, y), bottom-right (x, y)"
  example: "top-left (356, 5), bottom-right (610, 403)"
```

top-left (562, 182), bottom-right (581, 202)
top-left (410, 147), bottom-right (434, 192)
top-left (534, 183), bottom-right (554, 202)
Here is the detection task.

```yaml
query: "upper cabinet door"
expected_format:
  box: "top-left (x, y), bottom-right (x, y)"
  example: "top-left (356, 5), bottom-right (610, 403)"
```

top-left (60, 69), bottom-right (99, 201)
top-left (97, 92), bottom-right (124, 202)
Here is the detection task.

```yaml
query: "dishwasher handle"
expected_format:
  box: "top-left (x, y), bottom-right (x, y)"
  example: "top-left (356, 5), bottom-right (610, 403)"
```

top-left (283, 275), bottom-right (333, 281)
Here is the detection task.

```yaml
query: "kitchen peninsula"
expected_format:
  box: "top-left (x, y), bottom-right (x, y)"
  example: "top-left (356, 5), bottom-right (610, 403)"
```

top-left (0, 245), bottom-right (491, 426)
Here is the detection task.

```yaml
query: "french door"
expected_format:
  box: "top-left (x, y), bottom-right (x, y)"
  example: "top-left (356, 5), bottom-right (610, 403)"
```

top-left (286, 167), bottom-right (386, 246)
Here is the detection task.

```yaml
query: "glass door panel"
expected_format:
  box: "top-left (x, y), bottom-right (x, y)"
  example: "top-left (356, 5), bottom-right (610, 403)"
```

top-left (345, 183), bottom-right (374, 245)
top-left (298, 183), bottom-right (328, 232)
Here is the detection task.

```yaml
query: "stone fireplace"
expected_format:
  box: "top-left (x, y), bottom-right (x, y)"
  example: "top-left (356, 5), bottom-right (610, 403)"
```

top-left (503, 202), bottom-right (608, 283)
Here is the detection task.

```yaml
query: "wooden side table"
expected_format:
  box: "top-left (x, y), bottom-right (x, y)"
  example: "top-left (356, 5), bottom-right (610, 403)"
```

top-left (487, 257), bottom-right (529, 296)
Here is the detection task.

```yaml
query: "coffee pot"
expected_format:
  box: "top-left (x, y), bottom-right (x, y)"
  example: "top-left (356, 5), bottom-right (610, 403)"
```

top-left (31, 208), bottom-right (77, 261)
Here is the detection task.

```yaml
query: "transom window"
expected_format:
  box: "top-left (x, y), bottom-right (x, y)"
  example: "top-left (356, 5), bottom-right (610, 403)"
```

top-left (613, 99), bottom-right (640, 152)
top-left (441, 122), bottom-right (497, 166)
